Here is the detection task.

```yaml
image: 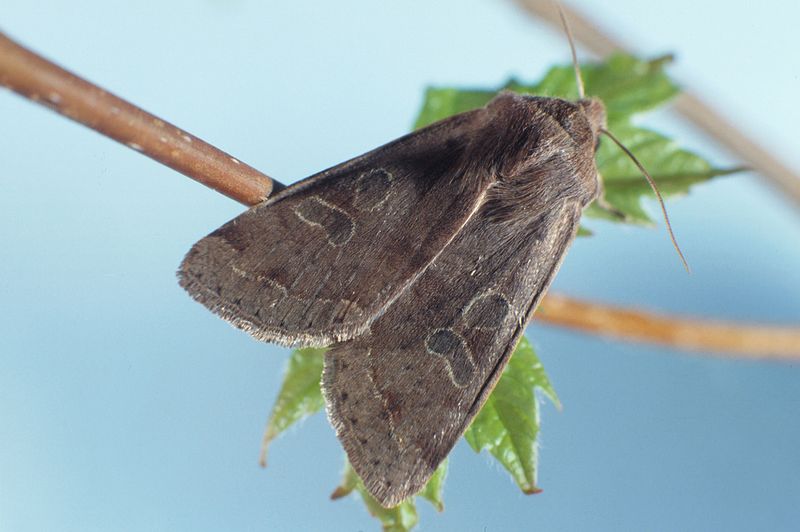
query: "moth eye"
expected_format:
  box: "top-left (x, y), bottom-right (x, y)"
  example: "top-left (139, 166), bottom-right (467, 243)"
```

top-left (353, 168), bottom-right (393, 211)
top-left (594, 136), bottom-right (602, 152)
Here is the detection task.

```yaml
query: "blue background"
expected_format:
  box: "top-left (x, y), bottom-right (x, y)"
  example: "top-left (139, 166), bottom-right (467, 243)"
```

top-left (2, 1), bottom-right (799, 530)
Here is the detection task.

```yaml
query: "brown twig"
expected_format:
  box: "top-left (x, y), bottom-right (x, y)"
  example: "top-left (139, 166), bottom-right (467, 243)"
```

top-left (2, 28), bottom-right (799, 361)
top-left (0, 31), bottom-right (282, 205)
top-left (536, 294), bottom-right (800, 361)
top-left (511, 0), bottom-right (800, 206)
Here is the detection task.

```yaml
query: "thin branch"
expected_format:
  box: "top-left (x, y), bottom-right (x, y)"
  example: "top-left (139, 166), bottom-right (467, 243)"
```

top-left (0, 31), bottom-right (282, 206)
top-left (511, 0), bottom-right (800, 206)
top-left (2, 28), bottom-right (799, 361)
top-left (536, 294), bottom-right (800, 361)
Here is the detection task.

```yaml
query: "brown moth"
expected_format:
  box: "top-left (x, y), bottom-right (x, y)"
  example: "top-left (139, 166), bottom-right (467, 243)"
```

top-left (178, 92), bottom-right (607, 506)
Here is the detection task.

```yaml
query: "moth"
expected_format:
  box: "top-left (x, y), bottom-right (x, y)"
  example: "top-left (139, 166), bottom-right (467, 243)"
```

top-left (178, 15), bottom-right (684, 508)
top-left (179, 91), bottom-right (607, 506)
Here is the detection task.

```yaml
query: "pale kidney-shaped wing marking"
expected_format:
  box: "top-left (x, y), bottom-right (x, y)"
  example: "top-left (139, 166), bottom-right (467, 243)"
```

top-left (323, 199), bottom-right (584, 507)
top-left (178, 108), bottom-right (495, 347)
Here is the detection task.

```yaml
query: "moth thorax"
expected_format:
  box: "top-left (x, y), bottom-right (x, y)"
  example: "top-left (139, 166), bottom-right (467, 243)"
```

top-left (578, 97), bottom-right (606, 140)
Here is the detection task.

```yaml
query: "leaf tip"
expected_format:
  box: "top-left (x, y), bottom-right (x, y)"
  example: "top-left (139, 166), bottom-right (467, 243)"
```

top-left (330, 486), bottom-right (351, 500)
top-left (258, 428), bottom-right (275, 468)
top-left (522, 486), bottom-right (544, 495)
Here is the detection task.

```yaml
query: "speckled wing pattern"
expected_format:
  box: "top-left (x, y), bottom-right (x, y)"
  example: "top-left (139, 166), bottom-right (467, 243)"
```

top-left (323, 198), bottom-right (583, 507)
top-left (179, 108), bottom-right (494, 347)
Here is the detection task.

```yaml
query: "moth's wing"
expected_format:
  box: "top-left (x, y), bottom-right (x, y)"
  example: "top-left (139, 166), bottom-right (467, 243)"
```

top-left (179, 109), bottom-right (495, 347)
top-left (323, 199), bottom-right (583, 507)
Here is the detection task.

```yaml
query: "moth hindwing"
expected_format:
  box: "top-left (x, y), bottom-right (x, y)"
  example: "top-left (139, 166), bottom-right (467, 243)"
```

top-left (179, 92), bottom-right (606, 507)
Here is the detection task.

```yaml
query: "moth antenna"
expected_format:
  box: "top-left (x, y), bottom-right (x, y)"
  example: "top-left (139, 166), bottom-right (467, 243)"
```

top-left (600, 128), bottom-right (691, 273)
top-left (555, 0), bottom-right (585, 99)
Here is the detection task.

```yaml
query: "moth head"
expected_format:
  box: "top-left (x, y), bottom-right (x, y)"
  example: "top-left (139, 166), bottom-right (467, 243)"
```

top-left (554, 1), bottom-right (605, 148)
top-left (577, 97), bottom-right (606, 144)
top-left (555, 1), bottom-right (690, 273)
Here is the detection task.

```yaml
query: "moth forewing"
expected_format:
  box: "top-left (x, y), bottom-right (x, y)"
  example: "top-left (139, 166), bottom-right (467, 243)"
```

top-left (321, 94), bottom-right (606, 506)
top-left (179, 107), bottom-right (496, 348)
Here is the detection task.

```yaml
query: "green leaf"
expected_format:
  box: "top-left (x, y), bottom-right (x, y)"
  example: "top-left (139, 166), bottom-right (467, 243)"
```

top-left (260, 347), bottom-right (325, 465)
top-left (329, 460), bottom-right (360, 500)
top-left (331, 460), bottom-right (449, 531)
top-left (591, 123), bottom-right (741, 224)
top-left (413, 53), bottom-right (738, 226)
top-left (527, 53), bottom-right (679, 122)
top-left (463, 337), bottom-right (558, 494)
top-left (414, 87), bottom-right (495, 130)
top-left (414, 54), bottom-right (676, 130)
top-left (356, 489), bottom-right (419, 532)
top-left (417, 458), bottom-right (448, 512)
